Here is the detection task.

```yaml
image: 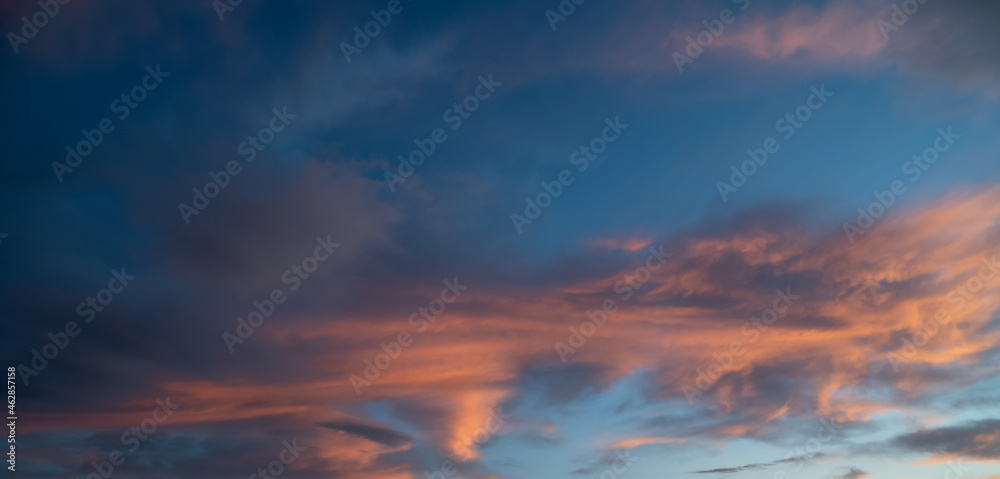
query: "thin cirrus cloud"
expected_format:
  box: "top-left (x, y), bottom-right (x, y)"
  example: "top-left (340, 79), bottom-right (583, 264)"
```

top-left (581, 0), bottom-right (998, 85)
top-left (570, 0), bottom-right (890, 77)
top-left (708, 1), bottom-right (886, 63)
top-left (689, 454), bottom-right (824, 474)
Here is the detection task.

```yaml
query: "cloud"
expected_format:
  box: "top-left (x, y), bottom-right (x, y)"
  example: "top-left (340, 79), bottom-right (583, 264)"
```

top-left (605, 436), bottom-right (685, 450)
top-left (711, 1), bottom-right (885, 63)
top-left (533, 0), bottom-right (1000, 89)
top-left (885, 0), bottom-right (1000, 85)
top-left (692, 463), bottom-right (769, 474)
top-left (834, 467), bottom-right (869, 479)
top-left (318, 419), bottom-right (413, 448)
top-left (566, 0), bottom-right (891, 78)
top-left (7, 0), bottom-right (1000, 477)
top-left (12, 178), bottom-right (1000, 476)
top-left (690, 453), bottom-right (824, 474)
top-left (890, 419), bottom-right (1000, 460)
top-left (150, 159), bottom-right (400, 294)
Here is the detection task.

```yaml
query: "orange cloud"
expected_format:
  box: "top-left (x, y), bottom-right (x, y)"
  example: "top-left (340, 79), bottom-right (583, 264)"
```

top-left (26, 188), bottom-right (1000, 477)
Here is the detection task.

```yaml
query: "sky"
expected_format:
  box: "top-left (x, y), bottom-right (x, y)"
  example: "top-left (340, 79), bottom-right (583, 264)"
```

top-left (1, 0), bottom-right (999, 478)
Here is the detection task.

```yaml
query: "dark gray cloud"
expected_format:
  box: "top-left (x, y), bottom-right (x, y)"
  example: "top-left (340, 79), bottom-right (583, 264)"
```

top-left (834, 467), bottom-right (869, 479)
top-left (890, 419), bottom-right (1000, 459)
top-left (690, 453), bottom-right (825, 474)
top-left (515, 363), bottom-right (609, 407)
top-left (318, 419), bottom-right (413, 447)
top-left (889, 0), bottom-right (1000, 83)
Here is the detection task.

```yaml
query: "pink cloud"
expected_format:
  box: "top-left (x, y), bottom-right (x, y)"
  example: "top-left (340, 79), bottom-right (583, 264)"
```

top-left (712, 2), bottom-right (886, 63)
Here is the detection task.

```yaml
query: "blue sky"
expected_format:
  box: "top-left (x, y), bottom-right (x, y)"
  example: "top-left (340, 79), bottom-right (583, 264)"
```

top-left (1, 0), bottom-right (999, 478)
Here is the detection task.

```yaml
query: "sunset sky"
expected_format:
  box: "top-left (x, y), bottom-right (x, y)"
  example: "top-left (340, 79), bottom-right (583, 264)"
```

top-left (2, 0), bottom-right (1000, 478)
